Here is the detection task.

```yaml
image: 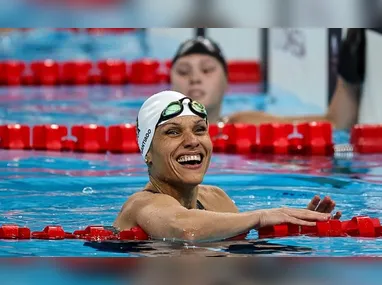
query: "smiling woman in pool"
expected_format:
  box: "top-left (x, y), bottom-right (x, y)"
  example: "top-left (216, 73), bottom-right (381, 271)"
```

top-left (113, 90), bottom-right (341, 242)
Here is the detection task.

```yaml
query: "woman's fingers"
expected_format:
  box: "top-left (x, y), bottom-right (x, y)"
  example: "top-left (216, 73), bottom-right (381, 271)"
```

top-left (285, 215), bottom-right (317, 226)
top-left (260, 206), bottom-right (341, 229)
top-left (332, 211), bottom-right (342, 220)
top-left (314, 196), bottom-right (336, 213)
top-left (307, 195), bottom-right (321, 211)
top-left (282, 208), bottom-right (331, 221)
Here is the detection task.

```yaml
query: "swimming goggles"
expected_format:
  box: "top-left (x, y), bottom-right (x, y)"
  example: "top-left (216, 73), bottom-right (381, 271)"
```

top-left (177, 37), bottom-right (219, 55)
top-left (156, 97), bottom-right (207, 127)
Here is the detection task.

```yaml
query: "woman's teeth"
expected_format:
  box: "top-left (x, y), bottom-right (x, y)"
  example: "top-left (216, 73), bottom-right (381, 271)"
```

top-left (177, 154), bottom-right (202, 164)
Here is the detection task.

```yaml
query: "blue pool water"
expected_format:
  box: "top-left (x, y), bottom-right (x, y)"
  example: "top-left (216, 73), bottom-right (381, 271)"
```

top-left (1, 84), bottom-right (382, 257)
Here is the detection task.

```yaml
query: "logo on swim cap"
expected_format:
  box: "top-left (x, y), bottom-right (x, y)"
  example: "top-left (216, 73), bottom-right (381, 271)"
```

top-left (136, 118), bottom-right (140, 136)
top-left (140, 129), bottom-right (152, 154)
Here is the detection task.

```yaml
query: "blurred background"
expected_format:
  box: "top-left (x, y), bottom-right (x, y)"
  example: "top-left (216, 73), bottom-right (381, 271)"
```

top-left (0, 27), bottom-right (379, 125)
top-left (1, 0), bottom-right (382, 26)
top-left (1, 15), bottom-right (382, 285)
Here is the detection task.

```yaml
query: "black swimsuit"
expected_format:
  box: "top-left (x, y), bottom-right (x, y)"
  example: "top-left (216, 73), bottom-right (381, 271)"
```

top-left (144, 189), bottom-right (206, 210)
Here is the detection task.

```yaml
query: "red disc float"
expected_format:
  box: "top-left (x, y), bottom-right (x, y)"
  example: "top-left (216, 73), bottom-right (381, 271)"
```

top-left (350, 124), bottom-right (382, 154)
top-left (0, 124), bottom-right (30, 150)
top-left (129, 59), bottom-right (160, 84)
top-left (30, 60), bottom-right (60, 85)
top-left (71, 124), bottom-right (107, 153)
top-left (32, 125), bottom-right (68, 151)
top-left (98, 60), bottom-right (128, 85)
top-left (225, 124), bottom-right (257, 154)
top-left (61, 60), bottom-right (92, 85)
top-left (227, 61), bottom-right (261, 83)
top-left (108, 124), bottom-right (139, 153)
top-left (258, 123), bottom-right (291, 154)
top-left (0, 61), bottom-right (26, 85)
top-left (209, 124), bottom-right (229, 153)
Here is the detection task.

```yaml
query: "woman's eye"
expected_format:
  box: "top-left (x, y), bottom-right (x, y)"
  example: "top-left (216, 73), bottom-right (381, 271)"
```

top-left (196, 126), bottom-right (207, 133)
top-left (166, 129), bottom-right (179, 135)
top-left (202, 67), bottom-right (215, 74)
top-left (176, 69), bottom-right (189, 76)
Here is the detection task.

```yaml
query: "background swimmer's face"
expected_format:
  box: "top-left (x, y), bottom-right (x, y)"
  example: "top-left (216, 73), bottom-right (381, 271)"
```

top-left (170, 54), bottom-right (228, 121)
top-left (147, 116), bottom-right (212, 187)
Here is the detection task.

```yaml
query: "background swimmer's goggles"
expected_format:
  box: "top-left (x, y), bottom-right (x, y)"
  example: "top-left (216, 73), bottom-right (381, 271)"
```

top-left (177, 37), bottom-right (219, 55)
top-left (156, 97), bottom-right (207, 127)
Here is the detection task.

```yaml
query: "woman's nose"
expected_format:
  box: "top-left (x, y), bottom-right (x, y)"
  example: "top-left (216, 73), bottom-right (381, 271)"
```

top-left (183, 131), bottom-right (200, 148)
top-left (189, 72), bottom-right (202, 85)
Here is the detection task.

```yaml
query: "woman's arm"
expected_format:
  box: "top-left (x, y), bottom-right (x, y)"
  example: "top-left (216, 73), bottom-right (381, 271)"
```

top-left (228, 29), bottom-right (365, 131)
top-left (227, 77), bottom-right (361, 130)
top-left (118, 193), bottom-right (331, 242)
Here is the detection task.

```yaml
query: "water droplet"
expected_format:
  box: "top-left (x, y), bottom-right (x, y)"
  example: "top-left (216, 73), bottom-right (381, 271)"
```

top-left (82, 187), bottom-right (94, 194)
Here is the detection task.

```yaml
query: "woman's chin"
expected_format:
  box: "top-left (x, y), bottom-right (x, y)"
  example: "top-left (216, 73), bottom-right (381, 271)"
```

top-left (179, 175), bottom-right (204, 186)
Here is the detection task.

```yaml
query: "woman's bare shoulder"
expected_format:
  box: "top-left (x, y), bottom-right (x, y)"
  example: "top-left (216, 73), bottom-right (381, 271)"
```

top-left (115, 191), bottom-right (150, 221)
top-left (114, 190), bottom-right (180, 230)
top-left (198, 185), bottom-right (228, 197)
top-left (120, 190), bottom-right (176, 212)
top-left (198, 185), bottom-right (239, 213)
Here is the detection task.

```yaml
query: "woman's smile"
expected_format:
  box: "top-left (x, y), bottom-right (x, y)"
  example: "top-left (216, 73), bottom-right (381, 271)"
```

top-left (176, 153), bottom-right (204, 170)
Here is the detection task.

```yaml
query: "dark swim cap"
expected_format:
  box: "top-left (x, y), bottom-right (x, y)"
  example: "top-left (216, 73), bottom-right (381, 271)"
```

top-left (171, 36), bottom-right (228, 75)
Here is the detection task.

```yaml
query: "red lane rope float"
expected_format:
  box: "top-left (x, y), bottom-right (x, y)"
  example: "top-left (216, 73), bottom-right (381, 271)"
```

top-left (211, 122), bottom-right (334, 156)
top-left (129, 59), bottom-right (161, 85)
top-left (0, 59), bottom-right (261, 86)
top-left (0, 61), bottom-right (26, 85)
top-left (351, 124), bottom-right (382, 154)
top-left (258, 216), bottom-right (382, 239)
top-left (227, 61), bottom-right (261, 83)
top-left (1, 216), bottom-right (382, 241)
top-left (0, 122), bottom-right (344, 155)
top-left (2, 122), bottom-right (382, 155)
top-left (61, 60), bottom-right (93, 85)
top-left (97, 59), bottom-right (128, 85)
top-left (0, 224), bottom-right (243, 241)
top-left (0, 124), bottom-right (31, 150)
top-left (0, 122), bottom-right (333, 155)
top-left (33, 124), bottom-right (68, 151)
top-left (30, 60), bottom-right (61, 86)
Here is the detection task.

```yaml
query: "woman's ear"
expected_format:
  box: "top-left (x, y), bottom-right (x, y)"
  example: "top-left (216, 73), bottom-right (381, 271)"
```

top-left (145, 152), bottom-right (152, 165)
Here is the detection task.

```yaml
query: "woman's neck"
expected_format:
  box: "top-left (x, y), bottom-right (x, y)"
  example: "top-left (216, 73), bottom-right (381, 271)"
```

top-left (148, 176), bottom-right (199, 209)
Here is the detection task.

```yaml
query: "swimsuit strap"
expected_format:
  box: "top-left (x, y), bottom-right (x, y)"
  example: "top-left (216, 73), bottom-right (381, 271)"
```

top-left (196, 199), bottom-right (206, 210)
top-left (143, 189), bottom-right (206, 210)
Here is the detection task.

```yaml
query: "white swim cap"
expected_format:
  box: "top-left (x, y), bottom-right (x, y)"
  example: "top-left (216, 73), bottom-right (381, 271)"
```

top-left (136, 90), bottom-right (206, 159)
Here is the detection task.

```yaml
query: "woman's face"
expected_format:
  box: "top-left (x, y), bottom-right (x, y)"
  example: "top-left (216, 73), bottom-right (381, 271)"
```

top-left (147, 115), bottom-right (212, 187)
top-left (170, 54), bottom-right (228, 116)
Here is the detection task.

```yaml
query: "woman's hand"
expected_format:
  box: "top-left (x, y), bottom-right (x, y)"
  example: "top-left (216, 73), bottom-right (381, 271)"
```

top-left (307, 195), bottom-right (342, 219)
top-left (256, 207), bottom-right (331, 228)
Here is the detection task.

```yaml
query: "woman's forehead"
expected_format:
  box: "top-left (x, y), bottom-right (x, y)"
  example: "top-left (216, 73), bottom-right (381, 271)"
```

top-left (160, 116), bottom-right (206, 127)
top-left (175, 54), bottom-right (218, 66)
